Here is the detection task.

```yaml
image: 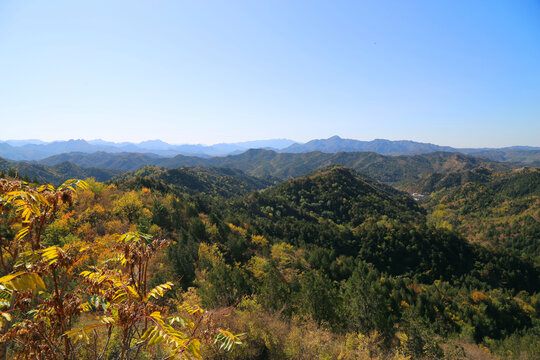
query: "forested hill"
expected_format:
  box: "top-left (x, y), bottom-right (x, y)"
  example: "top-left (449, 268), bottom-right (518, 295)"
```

top-left (0, 157), bottom-right (120, 184)
top-left (462, 148), bottom-right (540, 166)
top-left (40, 149), bottom-right (513, 187)
top-left (40, 151), bottom-right (162, 171)
top-left (414, 166), bottom-right (540, 194)
top-left (410, 167), bottom-right (494, 194)
top-left (113, 165), bottom-right (276, 197)
top-left (260, 166), bottom-right (423, 226)
top-left (153, 149), bottom-right (514, 186)
top-left (425, 167), bottom-right (540, 263)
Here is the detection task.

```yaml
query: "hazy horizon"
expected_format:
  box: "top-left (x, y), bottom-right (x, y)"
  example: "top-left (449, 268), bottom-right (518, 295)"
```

top-left (1, 135), bottom-right (539, 150)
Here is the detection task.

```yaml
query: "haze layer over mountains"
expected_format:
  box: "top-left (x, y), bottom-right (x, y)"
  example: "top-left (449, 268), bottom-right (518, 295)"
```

top-left (1, 136), bottom-right (539, 163)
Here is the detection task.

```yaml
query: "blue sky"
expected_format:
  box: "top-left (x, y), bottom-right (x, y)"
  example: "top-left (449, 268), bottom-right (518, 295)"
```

top-left (0, 0), bottom-right (539, 147)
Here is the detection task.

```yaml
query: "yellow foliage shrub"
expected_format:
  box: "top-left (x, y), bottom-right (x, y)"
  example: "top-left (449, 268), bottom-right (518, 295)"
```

top-left (471, 291), bottom-right (488, 303)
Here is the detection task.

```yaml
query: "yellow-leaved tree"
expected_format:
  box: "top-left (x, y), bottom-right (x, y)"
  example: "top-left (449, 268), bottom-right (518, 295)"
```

top-left (0, 178), bottom-right (241, 359)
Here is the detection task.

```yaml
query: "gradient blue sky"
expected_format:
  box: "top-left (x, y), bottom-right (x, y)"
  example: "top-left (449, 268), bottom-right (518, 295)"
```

top-left (1, 0), bottom-right (539, 147)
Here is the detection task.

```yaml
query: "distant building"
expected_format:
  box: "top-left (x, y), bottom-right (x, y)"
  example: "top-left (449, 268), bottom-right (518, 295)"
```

top-left (411, 193), bottom-right (429, 201)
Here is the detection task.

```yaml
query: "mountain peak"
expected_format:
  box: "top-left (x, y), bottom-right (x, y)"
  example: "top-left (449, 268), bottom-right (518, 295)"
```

top-left (282, 137), bottom-right (454, 155)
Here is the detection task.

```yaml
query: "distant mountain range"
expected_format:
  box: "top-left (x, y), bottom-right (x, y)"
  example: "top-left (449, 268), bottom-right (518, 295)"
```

top-left (282, 136), bottom-right (454, 154)
top-left (0, 138), bottom-right (297, 160)
top-left (281, 136), bottom-right (540, 164)
top-left (1, 136), bottom-right (539, 164)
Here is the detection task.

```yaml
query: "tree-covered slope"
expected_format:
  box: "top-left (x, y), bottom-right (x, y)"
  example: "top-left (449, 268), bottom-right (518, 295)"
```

top-left (463, 148), bottom-right (540, 165)
top-left (113, 165), bottom-right (276, 197)
top-left (162, 150), bottom-right (512, 185)
top-left (38, 149), bottom-right (513, 187)
top-left (261, 166), bottom-right (423, 226)
top-left (40, 151), bottom-right (163, 171)
top-left (212, 167), bottom-right (538, 293)
top-left (425, 167), bottom-right (540, 263)
top-left (411, 167), bottom-right (495, 194)
top-left (0, 157), bottom-right (120, 184)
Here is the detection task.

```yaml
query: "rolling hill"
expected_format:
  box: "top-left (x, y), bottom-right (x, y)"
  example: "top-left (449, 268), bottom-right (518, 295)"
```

top-left (260, 166), bottom-right (424, 226)
top-left (40, 151), bottom-right (163, 171)
top-left (425, 167), bottom-right (540, 263)
top-left (113, 166), bottom-right (276, 197)
top-left (39, 149), bottom-right (514, 187)
top-left (0, 157), bottom-right (121, 184)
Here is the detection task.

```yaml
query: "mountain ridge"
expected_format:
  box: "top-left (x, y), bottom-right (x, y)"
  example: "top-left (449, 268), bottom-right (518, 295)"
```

top-left (282, 136), bottom-right (456, 155)
top-left (37, 149), bottom-right (515, 187)
top-left (2, 136), bottom-right (540, 163)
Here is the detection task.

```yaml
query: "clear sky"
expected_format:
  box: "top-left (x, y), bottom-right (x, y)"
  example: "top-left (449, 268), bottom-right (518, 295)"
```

top-left (0, 1), bottom-right (539, 147)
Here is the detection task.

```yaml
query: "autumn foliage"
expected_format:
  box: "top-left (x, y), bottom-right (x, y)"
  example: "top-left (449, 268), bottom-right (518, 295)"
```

top-left (0, 178), bottom-right (241, 359)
